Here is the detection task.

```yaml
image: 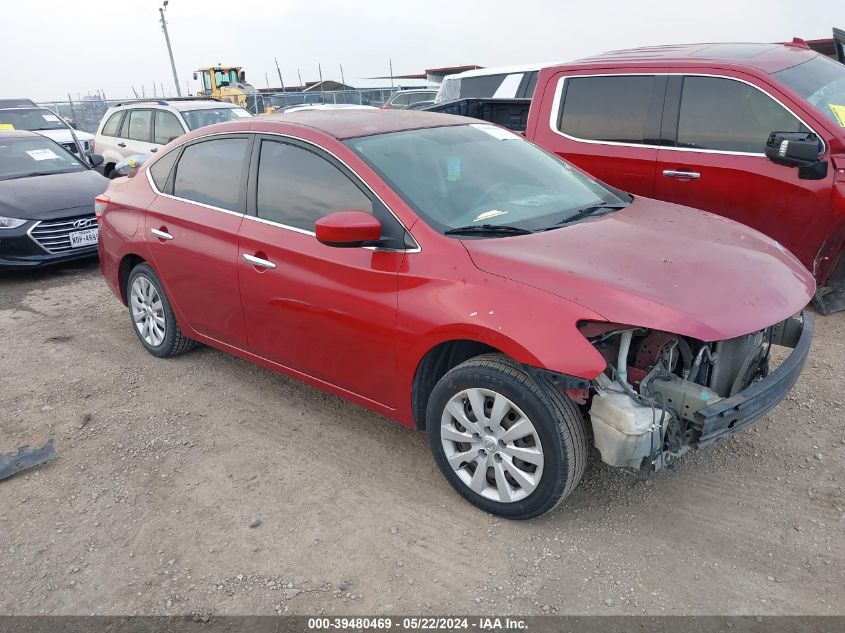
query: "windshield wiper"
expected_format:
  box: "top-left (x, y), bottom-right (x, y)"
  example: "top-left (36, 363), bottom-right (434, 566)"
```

top-left (544, 203), bottom-right (628, 229)
top-left (2, 172), bottom-right (44, 181)
top-left (444, 224), bottom-right (532, 236)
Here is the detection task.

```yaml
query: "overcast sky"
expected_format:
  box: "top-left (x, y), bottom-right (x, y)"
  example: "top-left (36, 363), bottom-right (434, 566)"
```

top-left (3, 0), bottom-right (841, 101)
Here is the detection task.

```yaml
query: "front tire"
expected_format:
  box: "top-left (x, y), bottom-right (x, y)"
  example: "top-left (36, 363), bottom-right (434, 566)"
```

top-left (426, 354), bottom-right (588, 519)
top-left (126, 263), bottom-right (197, 358)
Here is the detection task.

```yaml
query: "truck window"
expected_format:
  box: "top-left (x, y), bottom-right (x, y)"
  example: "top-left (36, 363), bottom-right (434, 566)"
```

top-left (676, 76), bottom-right (807, 154)
top-left (558, 75), bottom-right (657, 144)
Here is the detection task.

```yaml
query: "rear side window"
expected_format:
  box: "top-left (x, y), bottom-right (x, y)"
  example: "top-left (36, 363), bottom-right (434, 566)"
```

top-left (676, 76), bottom-right (808, 153)
top-left (558, 75), bottom-right (657, 144)
top-left (173, 138), bottom-right (249, 211)
top-left (149, 149), bottom-right (179, 191)
top-left (101, 112), bottom-right (124, 137)
top-left (126, 110), bottom-right (152, 142)
top-left (256, 140), bottom-right (371, 232)
top-left (154, 111), bottom-right (184, 145)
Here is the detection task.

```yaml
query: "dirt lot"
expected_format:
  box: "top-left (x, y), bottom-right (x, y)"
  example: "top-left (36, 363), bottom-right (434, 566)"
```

top-left (1, 260), bottom-right (843, 617)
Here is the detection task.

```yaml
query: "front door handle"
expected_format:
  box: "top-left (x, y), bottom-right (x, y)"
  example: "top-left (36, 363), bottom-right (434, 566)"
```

top-left (151, 228), bottom-right (174, 241)
top-left (150, 147), bottom-right (158, 153)
top-left (243, 253), bottom-right (276, 269)
top-left (117, 142), bottom-right (126, 148)
top-left (662, 169), bottom-right (701, 180)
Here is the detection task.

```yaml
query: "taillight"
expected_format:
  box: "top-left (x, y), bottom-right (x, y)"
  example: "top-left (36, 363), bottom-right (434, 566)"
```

top-left (94, 195), bottom-right (110, 221)
top-left (382, 104), bottom-right (390, 109)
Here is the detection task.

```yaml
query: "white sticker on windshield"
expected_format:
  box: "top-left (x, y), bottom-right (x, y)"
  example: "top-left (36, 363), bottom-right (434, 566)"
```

top-left (232, 109), bottom-right (252, 118)
top-left (470, 123), bottom-right (520, 140)
top-left (26, 148), bottom-right (60, 161)
top-left (42, 114), bottom-right (61, 122)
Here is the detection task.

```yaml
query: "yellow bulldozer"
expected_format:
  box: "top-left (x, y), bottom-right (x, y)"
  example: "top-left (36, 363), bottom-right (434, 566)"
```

top-left (193, 66), bottom-right (269, 113)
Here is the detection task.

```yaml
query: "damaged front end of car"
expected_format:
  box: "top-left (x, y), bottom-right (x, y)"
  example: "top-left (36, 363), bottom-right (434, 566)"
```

top-left (577, 312), bottom-right (814, 474)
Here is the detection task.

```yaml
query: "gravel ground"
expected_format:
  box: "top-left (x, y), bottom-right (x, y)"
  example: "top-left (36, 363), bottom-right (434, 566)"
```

top-left (0, 260), bottom-right (843, 617)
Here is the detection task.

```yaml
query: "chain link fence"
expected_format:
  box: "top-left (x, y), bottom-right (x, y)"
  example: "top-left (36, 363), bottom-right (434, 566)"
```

top-left (37, 88), bottom-right (399, 134)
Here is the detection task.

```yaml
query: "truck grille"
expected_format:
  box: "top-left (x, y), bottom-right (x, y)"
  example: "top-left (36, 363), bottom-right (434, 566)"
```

top-left (29, 215), bottom-right (97, 253)
top-left (60, 142), bottom-right (79, 154)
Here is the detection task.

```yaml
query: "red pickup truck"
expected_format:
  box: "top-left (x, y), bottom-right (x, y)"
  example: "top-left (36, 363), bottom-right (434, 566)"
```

top-left (433, 39), bottom-right (845, 313)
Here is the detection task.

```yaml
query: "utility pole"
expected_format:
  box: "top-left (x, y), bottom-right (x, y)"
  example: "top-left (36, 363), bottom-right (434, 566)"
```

top-left (159, 1), bottom-right (182, 96)
top-left (389, 58), bottom-right (394, 90)
top-left (339, 64), bottom-right (345, 87)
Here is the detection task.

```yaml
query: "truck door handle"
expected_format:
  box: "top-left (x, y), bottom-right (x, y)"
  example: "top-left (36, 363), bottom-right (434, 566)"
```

top-left (662, 169), bottom-right (701, 180)
top-left (151, 228), bottom-right (174, 241)
top-left (117, 142), bottom-right (126, 148)
top-left (243, 253), bottom-right (276, 269)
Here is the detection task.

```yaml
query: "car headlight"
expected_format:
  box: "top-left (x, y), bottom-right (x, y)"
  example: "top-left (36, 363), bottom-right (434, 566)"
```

top-left (0, 216), bottom-right (27, 229)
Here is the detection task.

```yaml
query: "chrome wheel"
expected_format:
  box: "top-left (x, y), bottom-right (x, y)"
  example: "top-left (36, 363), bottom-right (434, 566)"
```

top-left (130, 275), bottom-right (166, 347)
top-left (440, 388), bottom-right (544, 503)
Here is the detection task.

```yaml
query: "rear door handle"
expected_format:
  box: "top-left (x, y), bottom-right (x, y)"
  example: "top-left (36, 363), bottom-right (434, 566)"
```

top-left (151, 228), bottom-right (174, 240)
top-left (662, 169), bottom-right (701, 180)
top-left (117, 142), bottom-right (126, 148)
top-left (243, 253), bottom-right (276, 269)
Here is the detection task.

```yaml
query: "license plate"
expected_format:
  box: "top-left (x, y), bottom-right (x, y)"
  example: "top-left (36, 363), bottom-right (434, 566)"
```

top-left (69, 228), bottom-right (98, 248)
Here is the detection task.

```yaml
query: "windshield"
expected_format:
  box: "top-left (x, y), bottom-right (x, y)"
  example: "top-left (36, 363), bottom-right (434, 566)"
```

top-left (0, 136), bottom-right (85, 181)
top-left (774, 55), bottom-right (845, 129)
top-left (215, 69), bottom-right (239, 87)
top-left (344, 124), bottom-right (625, 234)
top-left (180, 107), bottom-right (252, 130)
top-left (0, 107), bottom-right (68, 132)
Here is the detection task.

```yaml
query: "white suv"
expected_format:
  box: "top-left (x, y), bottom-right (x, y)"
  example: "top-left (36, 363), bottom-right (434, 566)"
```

top-left (94, 98), bottom-right (252, 176)
top-left (0, 101), bottom-right (95, 156)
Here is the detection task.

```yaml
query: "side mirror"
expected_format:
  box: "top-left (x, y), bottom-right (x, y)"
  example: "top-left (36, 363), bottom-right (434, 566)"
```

top-left (112, 154), bottom-right (149, 178)
top-left (193, 72), bottom-right (198, 80)
top-left (239, 70), bottom-right (246, 83)
top-left (315, 210), bottom-right (381, 248)
top-left (88, 153), bottom-right (104, 168)
top-left (765, 132), bottom-right (827, 180)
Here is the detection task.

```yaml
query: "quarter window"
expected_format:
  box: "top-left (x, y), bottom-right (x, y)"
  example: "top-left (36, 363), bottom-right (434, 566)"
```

top-left (101, 112), bottom-right (124, 137)
top-left (154, 111), bottom-right (184, 145)
top-left (149, 148), bottom-right (179, 191)
top-left (173, 138), bottom-right (249, 211)
top-left (676, 76), bottom-right (807, 153)
top-left (126, 110), bottom-right (153, 142)
top-left (558, 75), bottom-right (657, 144)
top-left (256, 140), bottom-right (371, 232)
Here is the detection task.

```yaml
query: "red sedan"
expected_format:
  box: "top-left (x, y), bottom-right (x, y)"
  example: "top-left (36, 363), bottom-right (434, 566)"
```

top-left (97, 110), bottom-right (814, 519)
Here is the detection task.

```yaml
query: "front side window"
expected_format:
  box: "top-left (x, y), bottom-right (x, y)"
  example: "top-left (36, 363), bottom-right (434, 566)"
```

top-left (0, 136), bottom-right (85, 181)
top-left (558, 75), bottom-right (657, 144)
top-left (180, 107), bottom-right (252, 130)
top-left (126, 109), bottom-right (153, 142)
top-left (101, 111), bottom-right (124, 137)
top-left (256, 140), bottom-right (371, 232)
top-left (676, 76), bottom-right (807, 153)
top-left (173, 137), bottom-right (249, 211)
top-left (774, 55), bottom-right (845, 129)
top-left (202, 71), bottom-right (212, 91)
top-left (346, 124), bottom-right (624, 234)
top-left (154, 110), bottom-right (184, 145)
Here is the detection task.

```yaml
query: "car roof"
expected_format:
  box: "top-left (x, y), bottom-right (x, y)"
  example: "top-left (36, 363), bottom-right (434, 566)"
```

top-left (447, 62), bottom-right (568, 80)
top-left (261, 109), bottom-right (478, 139)
top-left (110, 99), bottom-right (240, 112)
top-left (393, 89), bottom-right (438, 93)
top-left (563, 42), bottom-right (819, 74)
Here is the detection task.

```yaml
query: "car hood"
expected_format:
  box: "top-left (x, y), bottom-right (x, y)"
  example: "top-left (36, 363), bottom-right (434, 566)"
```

top-left (38, 129), bottom-right (95, 142)
top-left (0, 170), bottom-right (108, 220)
top-left (463, 198), bottom-right (815, 341)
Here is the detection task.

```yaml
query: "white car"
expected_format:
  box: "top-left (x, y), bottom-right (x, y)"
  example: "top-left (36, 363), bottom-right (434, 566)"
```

top-left (434, 63), bottom-right (567, 103)
top-left (94, 98), bottom-right (252, 176)
top-left (0, 101), bottom-right (95, 156)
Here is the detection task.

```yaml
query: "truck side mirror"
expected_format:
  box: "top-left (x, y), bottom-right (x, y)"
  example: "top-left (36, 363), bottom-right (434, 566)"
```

top-left (765, 132), bottom-right (827, 180)
top-left (193, 72), bottom-right (198, 80)
top-left (239, 70), bottom-right (246, 83)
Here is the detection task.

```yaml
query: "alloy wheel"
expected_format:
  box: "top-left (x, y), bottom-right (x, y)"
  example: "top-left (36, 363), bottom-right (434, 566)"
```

top-left (130, 276), bottom-right (166, 347)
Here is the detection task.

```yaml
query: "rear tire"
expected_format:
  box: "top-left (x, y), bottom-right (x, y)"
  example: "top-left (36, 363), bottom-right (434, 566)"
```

top-left (426, 353), bottom-right (588, 519)
top-left (126, 263), bottom-right (197, 358)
